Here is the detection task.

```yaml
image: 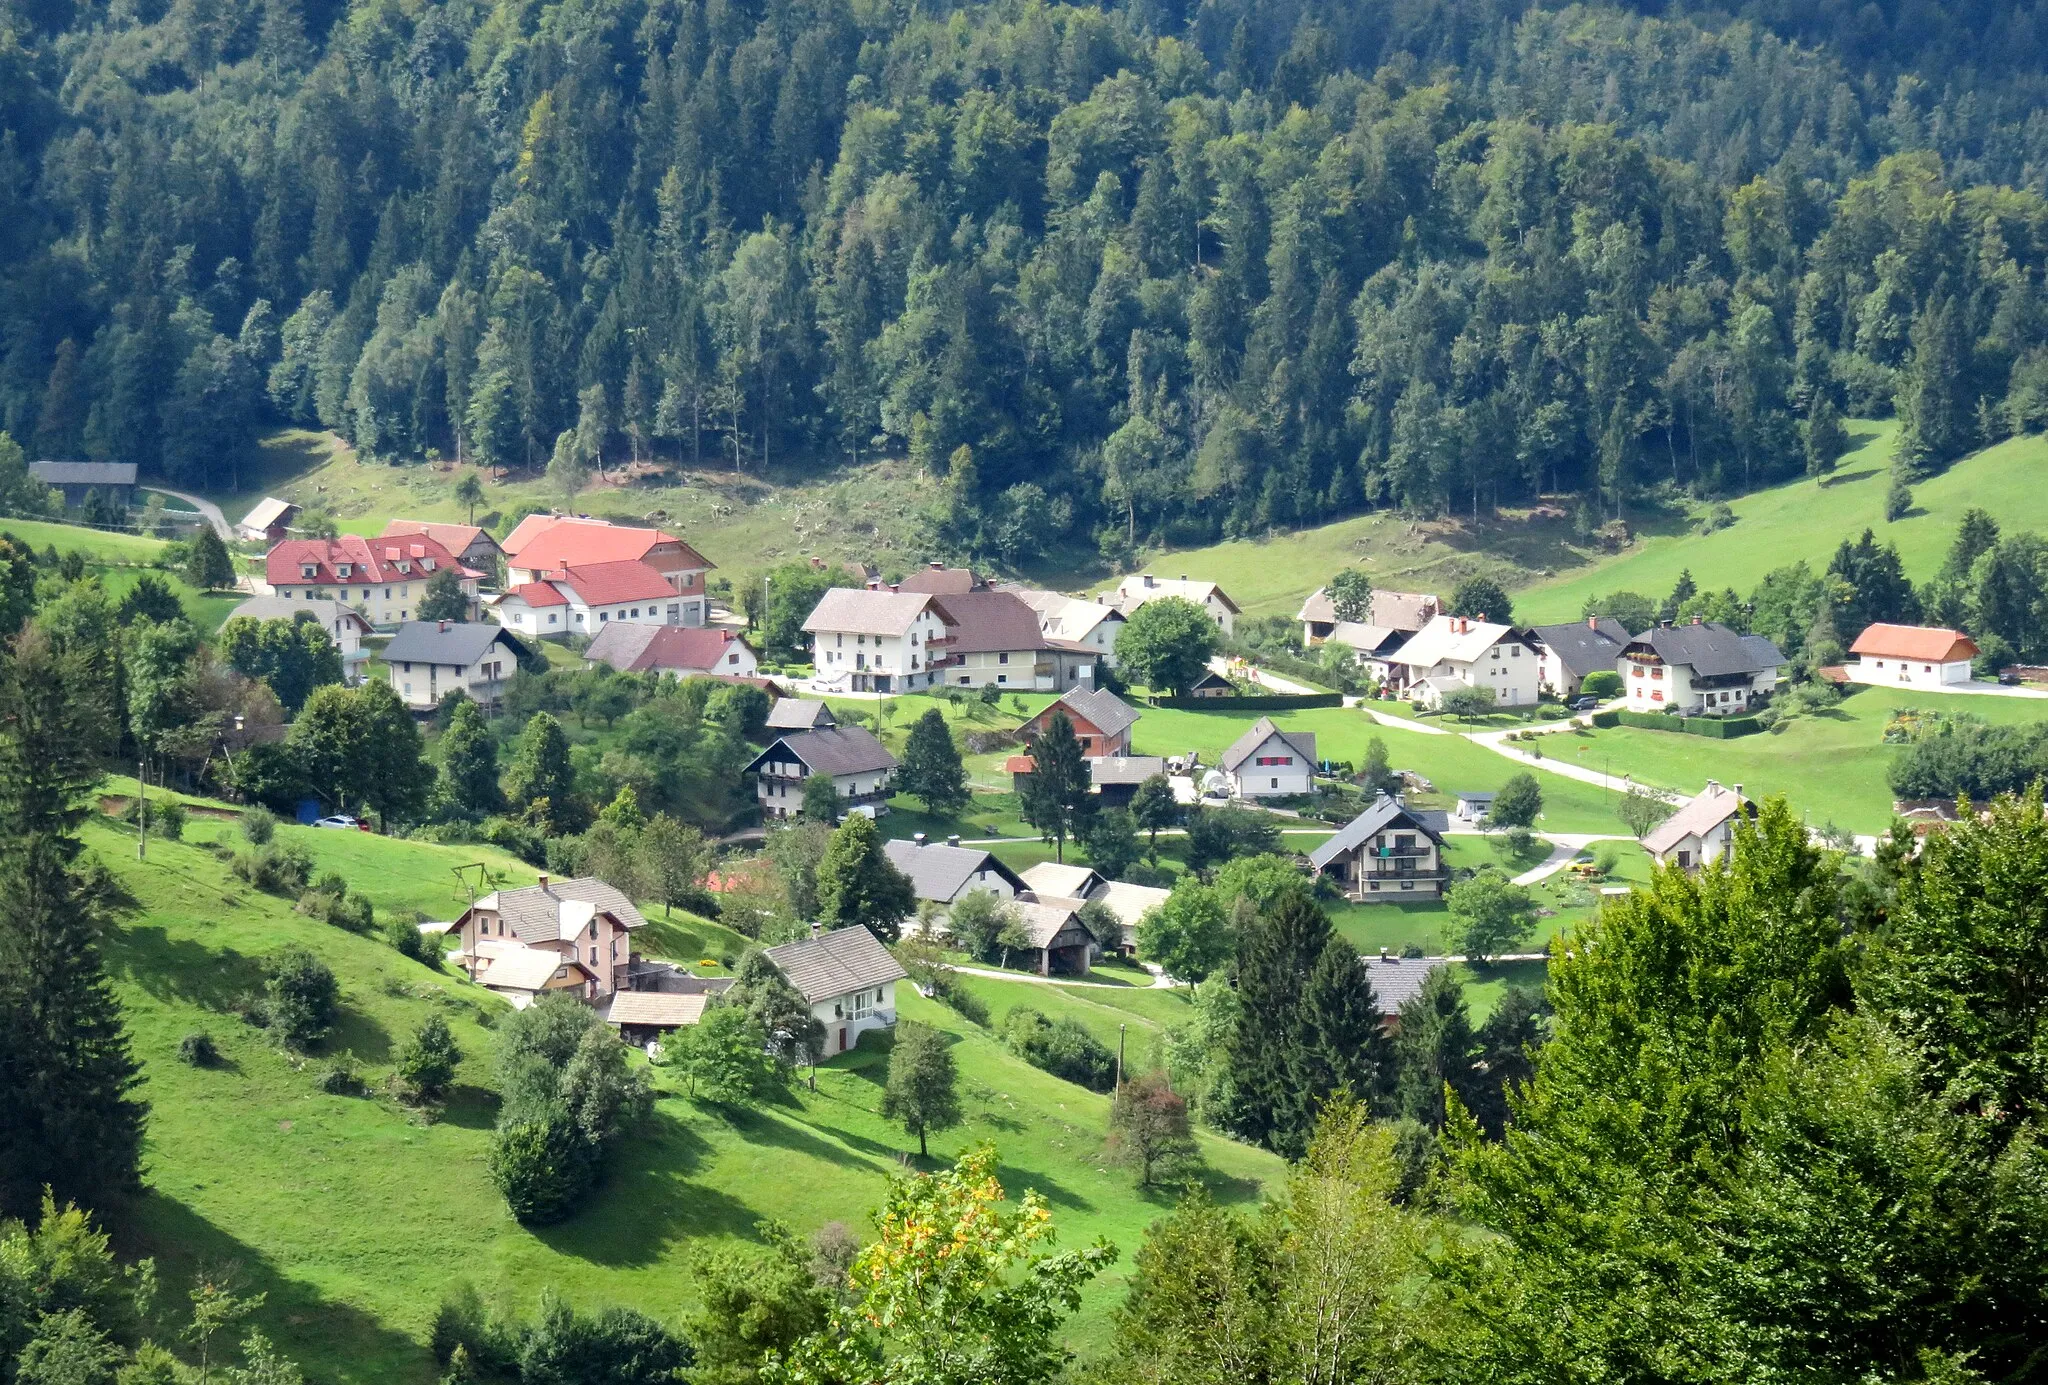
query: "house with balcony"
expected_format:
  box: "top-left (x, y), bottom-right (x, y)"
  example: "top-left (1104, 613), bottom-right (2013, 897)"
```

top-left (746, 725), bottom-right (898, 820)
top-left (764, 925), bottom-right (908, 1054)
top-left (500, 516), bottom-right (715, 624)
top-left (1006, 588), bottom-right (1127, 666)
top-left (492, 559), bottom-right (691, 638)
top-left (381, 520), bottom-right (504, 573)
top-left (1109, 573), bottom-right (1240, 636)
top-left (1221, 717), bottom-right (1318, 798)
top-left (884, 835), bottom-right (1027, 919)
top-left (1643, 781), bottom-right (1754, 870)
top-left (265, 533), bottom-right (482, 627)
top-left (385, 621), bottom-right (529, 711)
top-left (802, 589), bottom-right (952, 693)
top-left (448, 874), bottom-right (647, 1006)
top-left (227, 596), bottom-right (376, 681)
top-left (1531, 617), bottom-right (1634, 698)
top-left (934, 590), bottom-right (1100, 691)
top-left (1308, 796), bottom-right (1452, 902)
top-left (1621, 620), bottom-right (1784, 715)
top-left (1385, 615), bottom-right (1541, 708)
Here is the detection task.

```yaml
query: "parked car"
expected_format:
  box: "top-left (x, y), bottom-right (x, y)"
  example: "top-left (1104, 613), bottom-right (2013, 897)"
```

top-left (1567, 695), bottom-right (1601, 712)
top-left (311, 815), bottom-right (364, 830)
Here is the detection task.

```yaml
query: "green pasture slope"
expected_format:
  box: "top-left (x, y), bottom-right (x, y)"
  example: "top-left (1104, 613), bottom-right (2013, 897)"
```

top-left (91, 810), bottom-right (1281, 1384)
top-left (0, 517), bottom-right (237, 629)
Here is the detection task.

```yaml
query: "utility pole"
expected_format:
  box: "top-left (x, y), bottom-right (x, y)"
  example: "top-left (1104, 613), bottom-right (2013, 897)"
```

top-left (136, 754), bottom-right (147, 860)
top-left (1111, 1023), bottom-right (1126, 1115)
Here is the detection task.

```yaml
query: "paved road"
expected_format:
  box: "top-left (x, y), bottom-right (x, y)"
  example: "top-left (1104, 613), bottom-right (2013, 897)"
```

top-left (140, 486), bottom-right (231, 540)
top-left (1209, 655), bottom-right (1322, 697)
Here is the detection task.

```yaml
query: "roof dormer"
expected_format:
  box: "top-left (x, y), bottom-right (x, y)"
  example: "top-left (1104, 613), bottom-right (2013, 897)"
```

top-left (299, 564), bottom-right (318, 579)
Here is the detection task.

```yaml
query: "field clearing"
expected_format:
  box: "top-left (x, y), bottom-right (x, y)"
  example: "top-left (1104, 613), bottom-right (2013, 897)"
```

top-left (92, 815), bottom-right (1281, 1383)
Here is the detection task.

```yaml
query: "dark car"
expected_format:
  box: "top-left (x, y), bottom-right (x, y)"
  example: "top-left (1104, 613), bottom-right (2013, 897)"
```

top-left (1566, 695), bottom-right (1602, 712)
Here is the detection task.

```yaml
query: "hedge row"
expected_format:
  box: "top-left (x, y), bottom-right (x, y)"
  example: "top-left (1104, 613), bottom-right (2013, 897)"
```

top-left (1149, 692), bottom-right (1346, 711)
top-left (1595, 707), bottom-right (1762, 738)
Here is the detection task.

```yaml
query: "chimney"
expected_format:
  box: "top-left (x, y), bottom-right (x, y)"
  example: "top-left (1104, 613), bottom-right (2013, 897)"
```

top-left (439, 619), bottom-right (450, 632)
top-left (947, 834), bottom-right (961, 848)
top-left (929, 561), bottom-right (943, 570)
top-left (889, 583), bottom-right (900, 593)
top-left (1142, 573), bottom-right (1156, 588)
top-left (1660, 619), bottom-right (1673, 629)
top-left (1706, 781), bottom-right (1719, 793)
top-left (1477, 611), bottom-right (1488, 623)
top-left (1692, 615), bottom-right (1702, 625)
top-left (913, 832), bottom-right (926, 847)
top-left (1589, 614), bottom-right (1599, 629)
top-left (1733, 783), bottom-right (1743, 799)
top-left (537, 873), bottom-right (550, 890)
top-left (1379, 947), bottom-right (1389, 960)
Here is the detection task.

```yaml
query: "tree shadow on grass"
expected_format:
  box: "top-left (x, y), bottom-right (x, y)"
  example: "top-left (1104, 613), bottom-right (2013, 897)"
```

top-left (992, 1160), bottom-right (1093, 1214)
top-left (438, 1083), bottom-right (500, 1130)
top-left (120, 1192), bottom-right (433, 1385)
top-left (1819, 467), bottom-right (1880, 488)
top-left (737, 1105), bottom-right (906, 1173)
top-left (107, 926), bottom-right (268, 1012)
top-left (532, 1110), bottom-right (757, 1268)
top-left (322, 1004), bottom-right (392, 1064)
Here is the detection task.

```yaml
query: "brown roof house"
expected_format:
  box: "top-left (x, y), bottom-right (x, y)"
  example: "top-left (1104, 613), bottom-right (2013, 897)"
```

top-left (600, 991), bottom-right (709, 1050)
top-left (765, 925), bottom-right (908, 1055)
top-left (896, 562), bottom-right (988, 595)
top-left (1643, 781), bottom-right (1755, 871)
top-left (450, 875), bottom-right (648, 1007)
top-left (584, 623), bottom-right (760, 679)
top-left (745, 726), bottom-right (897, 820)
top-left (932, 590), bottom-right (1100, 692)
top-left (1849, 623), bottom-right (1981, 689)
top-left (1017, 687), bottom-right (1141, 757)
top-left (1299, 588), bottom-right (1439, 645)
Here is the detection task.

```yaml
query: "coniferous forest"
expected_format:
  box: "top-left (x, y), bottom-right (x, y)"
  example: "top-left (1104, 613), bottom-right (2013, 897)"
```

top-left (5, 0), bottom-right (2048, 558)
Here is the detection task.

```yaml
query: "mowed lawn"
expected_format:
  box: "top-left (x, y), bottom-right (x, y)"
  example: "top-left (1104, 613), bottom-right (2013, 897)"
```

top-left (0, 518), bottom-right (236, 629)
top-left (93, 815), bottom-right (1281, 1384)
top-left (1551, 685), bottom-right (2048, 833)
top-left (1515, 424), bottom-right (2048, 622)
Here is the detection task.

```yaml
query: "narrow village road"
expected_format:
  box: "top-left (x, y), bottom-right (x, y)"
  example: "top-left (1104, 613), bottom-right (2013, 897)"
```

top-left (140, 486), bottom-right (232, 540)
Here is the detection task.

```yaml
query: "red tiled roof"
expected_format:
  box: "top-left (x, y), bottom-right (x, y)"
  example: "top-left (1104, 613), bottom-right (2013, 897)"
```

top-left (1850, 623), bottom-right (1980, 663)
top-left (1004, 754), bottom-right (1037, 773)
top-left (507, 517), bottom-right (714, 573)
top-left (503, 581), bottom-right (570, 608)
top-left (588, 622), bottom-right (756, 673)
top-left (267, 534), bottom-right (475, 587)
top-left (548, 560), bottom-right (679, 606)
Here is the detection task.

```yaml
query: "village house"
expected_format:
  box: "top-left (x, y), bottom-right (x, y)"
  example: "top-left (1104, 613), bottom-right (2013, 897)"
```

top-left (895, 562), bottom-right (988, 595)
top-left (384, 621), bottom-right (529, 711)
top-left (1643, 781), bottom-right (1754, 870)
top-left (1323, 623), bottom-right (1412, 681)
top-left (803, 588), bottom-right (952, 693)
top-left (1016, 686), bottom-right (1141, 757)
top-left (380, 520), bottom-right (504, 573)
top-left (1089, 755), bottom-right (1166, 806)
top-left (1183, 668), bottom-right (1237, 698)
top-left (1308, 796), bottom-right (1452, 901)
top-left (1621, 620), bottom-right (1784, 715)
top-left (30, 460), bottom-right (136, 510)
top-left (1221, 717), bottom-right (1319, 798)
top-left (1453, 791), bottom-right (1495, 825)
top-left (935, 590), bottom-right (1100, 691)
top-left (1018, 862), bottom-right (1168, 954)
top-left (1386, 614), bottom-right (1541, 708)
top-left (227, 597), bottom-right (375, 681)
top-left (1530, 617), bottom-right (1634, 698)
top-left (884, 835), bottom-right (1027, 920)
top-left (236, 496), bottom-right (300, 543)
top-left (1109, 573), bottom-right (1240, 636)
top-left (764, 698), bottom-right (836, 731)
top-left (493, 559), bottom-right (692, 638)
top-left (1298, 588), bottom-right (1439, 646)
top-left (1356, 953), bottom-right (1449, 1028)
top-left (501, 516), bottom-right (715, 623)
top-left (1009, 896), bottom-right (1102, 976)
top-left (1007, 588), bottom-right (1127, 666)
top-left (1848, 623), bottom-right (1981, 688)
top-left (745, 725), bottom-right (898, 819)
top-left (449, 875), bottom-right (647, 1007)
top-left (764, 925), bottom-right (908, 1055)
top-left (583, 623), bottom-right (760, 679)
top-left (599, 992), bottom-right (708, 1049)
top-left (265, 533), bottom-right (481, 626)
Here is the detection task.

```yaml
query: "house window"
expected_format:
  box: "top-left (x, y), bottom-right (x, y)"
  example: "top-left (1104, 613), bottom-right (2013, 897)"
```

top-left (588, 947), bottom-right (597, 964)
top-left (1651, 667), bottom-right (1664, 679)
top-left (1255, 755), bottom-right (1292, 766)
top-left (402, 661), bottom-right (412, 672)
top-left (1270, 777), bottom-right (1279, 789)
top-left (549, 613), bottom-right (558, 625)
top-left (850, 989), bottom-right (874, 1020)
top-left (997, 674), bottom-right (1007, 684)
top-left (1510, 646), bottom-right (1520, 656)
top-left (555, 967), bottom-right (568, 979)
top-left (384, 588), bottom-right (391, 599)
top-left (1632, 665), bottom-right (1643, 677)
top-left (728, 652), bottom-right (739, 665)
top-left (600, 611), bottom-right (609, 621)
top-left (998, 652), bottom-right (1010, 664)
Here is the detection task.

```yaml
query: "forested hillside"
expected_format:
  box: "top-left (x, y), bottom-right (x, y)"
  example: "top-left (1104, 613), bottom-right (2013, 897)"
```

top-left (3, 0), bottom-right (2048, 563)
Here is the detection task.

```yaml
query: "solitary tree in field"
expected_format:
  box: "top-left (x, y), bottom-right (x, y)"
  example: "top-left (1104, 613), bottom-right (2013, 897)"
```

top-left (1130, 774), bottom-right (1181, 860)
top-left (1445, 869), bottom-right (1539, 963)
top-left (398, 1013), bottom-right (461, 1101)
top-left (185, 525), bottom-right (237, 591)
top-left (1106, 1071), bottom-right (1198, 1187)
top-left (1488, 772), bottom-right (1543, 829)
top-left (881, 1020), bottom-right (961, 1158)
top-left (1618, 782), bottom-right (1675, 839)
top-left (453, 471), bottom-right (485, 523)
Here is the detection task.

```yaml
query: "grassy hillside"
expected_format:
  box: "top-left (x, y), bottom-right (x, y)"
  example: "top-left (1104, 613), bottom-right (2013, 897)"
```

top-left (94, 811), bottom-right (1282, 1385)
top-left (0, 519), bottom-right (238, 630)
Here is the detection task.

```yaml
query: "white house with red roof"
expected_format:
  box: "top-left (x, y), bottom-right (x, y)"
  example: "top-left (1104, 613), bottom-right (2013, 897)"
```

top-left (584, 623), bottom-right (761, 678)
top-left (1848, 623), bottom-right (1981, 688)
top-left (264, 534), bottom-right (481, 627)
top-left (501, 516), bottom-right (714, 624)
top-left (492, 559), bottom-right (691, 638)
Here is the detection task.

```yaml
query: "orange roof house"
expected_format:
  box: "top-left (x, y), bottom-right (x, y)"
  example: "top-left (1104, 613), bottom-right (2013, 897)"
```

top-left (1849, 624), bottom-right (1981, 664)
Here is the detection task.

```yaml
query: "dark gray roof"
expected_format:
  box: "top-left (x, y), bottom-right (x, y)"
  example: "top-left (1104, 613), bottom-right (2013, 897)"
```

top-left (1222, 717), bottom-right (1318, 773)
top-left (764, 926), bottom-right (907, 1003)
top-left (1030, 686), bottom-right (1139, 739)
top-left (1309, 795), bottom-right (1446, 871)
top-left (881, 838), bottom-right (1025, 903)
top-left (766, 698), bottom-right (837, 730)
top-left (745, 726), bottom-right (897, 777)
top-left (1089, 755), bottom-right (1165, 786)
top-left (1530, 619), bottom-right (1632, 679)
top-left (1359, 955), bottom-right (1449, 1016)
top-left (475, 876), bottom-right (648, 946)
top-left (1624, 623), bottom-right (1784, 677)
top-left (384, 621), bottom-right (528, 666)
top-left (31, 461), bottom-right (138, 486)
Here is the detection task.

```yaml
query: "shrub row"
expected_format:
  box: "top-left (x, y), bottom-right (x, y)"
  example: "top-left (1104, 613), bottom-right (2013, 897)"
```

top-left (1147, 692), bottom-right (1345, 711)
top-left (1598, 708), bottom-right (1763, 738)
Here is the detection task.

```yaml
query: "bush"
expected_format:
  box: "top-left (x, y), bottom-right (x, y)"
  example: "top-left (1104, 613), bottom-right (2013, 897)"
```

top-left (936, 982), bottom-right (990, 1027)
top-left (430, 1284), bottom-right (519, 1375)
top-left (178, 1031), bottom-right (219, 1066)
top-left (316, 1056), bottom-right (365, 1095)
top-left (241, 804), bottom-right (277, 844)
top-left (386, 915), bottom-right (437, 965)
top-left (490, 1109), bottom-right (598, 1225)
top-left (397, 1013), bottom-right (462, 1101)
top-left (1697, 501), bottom-right (1736, 534)
top-left (233, 841), bottom-right (315, 896)
top-left (264, 946), bottom-right (339, 1050)
top-left (154, 800), bottom-right (186, 841)
top-left (1000, 1007), bottom-right (1117, 1091)
top-left (1580, 670), bottom-right (1624, 698)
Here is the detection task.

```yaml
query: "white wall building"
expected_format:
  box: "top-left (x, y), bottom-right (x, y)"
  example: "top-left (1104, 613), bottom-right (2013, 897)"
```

top-left (227, 597), bottom-right (375, 680)
top-left (745, 726), bottom-right (898, 820)
top-left (1621, 621), bottom-right (1784, 715)
top-left (764, 926), bottom-right (908, 1056)
top-left (493, 560), bottom-right (693, 639)
top-left (803, 588), bottom-right (952, 693)
top-left (1643, 781), bottom-right (1753, 870)
top-left (1221, 717), bottom-right (1319, 798)
top-left (383, 621), bottom-right (529, 710)
top-left (1009, 588), bottom-right (1126, 665)
top-left (1848, 623), bottom-right (1980, 688)
top-left (1386, 615), bottom-right (1541, 708)
top-left (1108, 573), bottom-right (1240, 636)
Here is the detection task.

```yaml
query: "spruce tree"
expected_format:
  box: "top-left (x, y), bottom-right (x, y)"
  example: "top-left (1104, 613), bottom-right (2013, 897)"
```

top-left (896, 707), bottom-right (969, 814)
top-left (1897, 292), bottom-right (1972, 467)
top-left (1392, 967), bottom-right (1480, 1129)
top-left (1223, 888), bottom-right (1332, 1155)
top-left (1286, 939), bottom-right (1390, 1134)
top-left (504, 711), bottom-right (580, 832)
top-left (1804, 392), bottom-right (1847, 475)
top-left (438, 697), bottom-right (502, 817)
top-left (0, 627), bottom-right (146, 1218)
top-left (1018, 711), bottom-right (1094, 863)
top-left (184, 525), bottom-right (237, 592)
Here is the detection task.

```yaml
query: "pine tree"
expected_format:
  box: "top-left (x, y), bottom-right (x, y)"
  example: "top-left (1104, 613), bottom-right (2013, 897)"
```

top-left (438, 698), bottom-right (502, 816)
top-left (504, 711), bottom-right (580, 832)
top-left (1897, 292), bottom-right (1972, 468)
top-left (0, 628), bottom-right (146, 1218)
top-left (185, 525), bottom-right (237, 592)
top-left (1224, 888), bottom-right (1332, 1156)
top-left (1804, 392), bottom-right (1847, 475)
top-left (1018, 711), bottom-right (1094, 863)
top-left (896, 707), bottom-right (968, 815)
top-left (1287, 939), bottom-right (1390, 1132)
top-left (1392, 967), bottom-right (1480, 1129)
